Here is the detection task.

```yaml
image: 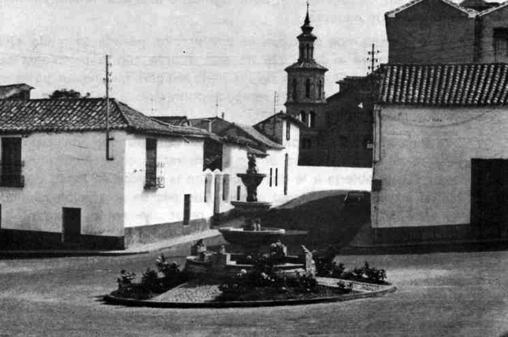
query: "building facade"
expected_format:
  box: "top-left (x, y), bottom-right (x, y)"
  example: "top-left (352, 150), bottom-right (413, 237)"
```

top-left (371, 63), bottom-right (508, 244)
top-left (386, 0), bottom-right (508, 64)
top-left (0, 98), bottom-right (215, 250)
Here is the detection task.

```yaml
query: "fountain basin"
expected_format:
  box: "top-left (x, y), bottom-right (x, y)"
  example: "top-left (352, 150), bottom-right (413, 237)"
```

top-left (230, 201), bottom-right (272, 214)
top-left (219, 227), bottom-right (285, 246)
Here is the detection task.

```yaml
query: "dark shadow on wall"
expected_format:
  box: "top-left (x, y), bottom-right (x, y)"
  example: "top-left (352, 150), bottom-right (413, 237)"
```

top-left (259, 192), bottom-right (370, 250)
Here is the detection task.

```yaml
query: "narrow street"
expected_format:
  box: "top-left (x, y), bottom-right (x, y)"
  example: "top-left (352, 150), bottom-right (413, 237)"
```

top-left (0, 248), bottom-right (506, 336)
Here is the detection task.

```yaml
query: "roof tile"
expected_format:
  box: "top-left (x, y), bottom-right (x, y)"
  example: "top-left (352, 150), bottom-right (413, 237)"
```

top-left (379, 63), bottom-right (508, 106)
top-left (0, 98), bottom-right (209, 138)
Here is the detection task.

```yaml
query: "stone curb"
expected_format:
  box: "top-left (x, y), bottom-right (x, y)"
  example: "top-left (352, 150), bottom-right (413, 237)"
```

top-left (0, 230), bottom-right (223, 259)
top-left (102, 282), bottom-right (396, 309)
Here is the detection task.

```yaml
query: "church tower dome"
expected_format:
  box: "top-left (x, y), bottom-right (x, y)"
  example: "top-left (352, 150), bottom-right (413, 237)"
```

top-left (284, 2), bottom-right (328, 124)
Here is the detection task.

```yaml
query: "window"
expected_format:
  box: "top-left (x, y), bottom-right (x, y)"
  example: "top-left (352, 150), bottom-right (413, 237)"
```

top-left (1, 137), bottom-right (23, 187)
top-left (299, 111), bottom-right (307, 124)
top-left (309, 111), bottom-right (316, 128)
top-left (305, 79), bottom-right (311, 98)
top-left (302, 138), bottom-right (312, 149)
top-left (286, 121), bottom-right (291, 141)
top-left (318, 80), bottom-right (322, 99)
top-left (204, 175), bottom-right (212, 202)
top-left (269, 168), bottom-right (273, 187)
top-left (292, 79), bottom-right (297, 101)
top-left (144, 138), bottom-right (158, 190)
top-left (494, 28), bottom-right (508, 60)
top-left (183, 194), bottom-right (191, 225)
top-left (222, 174), bottom-right (230, 201)
top-left (236, 185), bottom-right (241, 201)
top-left (275, 168), bottom-right (279, 186)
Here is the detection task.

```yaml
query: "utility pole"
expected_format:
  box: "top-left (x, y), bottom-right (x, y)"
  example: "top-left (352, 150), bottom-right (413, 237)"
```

top-left (105, 55), bottom-right (114, 161)
top-left (215, 95), bottom-right (219, 117)
top-left (273, 91), bottom-right (278, 114)
top-left (367, 43), bottom-right (381, 74)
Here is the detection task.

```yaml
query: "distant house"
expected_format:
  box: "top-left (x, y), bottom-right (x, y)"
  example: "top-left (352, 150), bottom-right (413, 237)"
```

top-left (386, 0), bottom-right (508, 64)
top-left (190, 114), bottom-right (302, 207)
top-left (0, 83), bottom-right (33, 100)
top-left (371, 63), bottom-right (508, 244)
top-left (0, 98), bottom-right (214, 250)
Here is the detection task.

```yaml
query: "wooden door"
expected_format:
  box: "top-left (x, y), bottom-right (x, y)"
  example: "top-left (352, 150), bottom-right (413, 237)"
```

top-left (62, 208), bottom-right (81, 243)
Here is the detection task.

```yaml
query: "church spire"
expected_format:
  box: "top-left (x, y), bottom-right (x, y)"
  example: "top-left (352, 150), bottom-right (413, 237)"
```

top-left (304, 1), bottom-right (310, 26)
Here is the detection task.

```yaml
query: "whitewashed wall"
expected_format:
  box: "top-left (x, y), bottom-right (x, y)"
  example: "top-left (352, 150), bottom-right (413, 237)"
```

top-left (372, 106), bottom-right (508, 228)
top-left (123, 134), bottom-right (212, 228)
top-left (290, 166), bottom-right (372, 196)
top-left (0, 131), bottom-right (125, 236)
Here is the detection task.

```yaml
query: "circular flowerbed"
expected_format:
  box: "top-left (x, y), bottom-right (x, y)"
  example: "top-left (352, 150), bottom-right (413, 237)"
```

top-left (104, 249), bottom-right (395, 308)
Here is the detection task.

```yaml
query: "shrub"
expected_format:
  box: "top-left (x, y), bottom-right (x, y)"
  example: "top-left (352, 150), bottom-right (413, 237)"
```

top-left (155, 254), bottom-right (187, 288)
top-left (117, 270), bottom-right (136, 290)
top-left (141, 268), bottom-right (162, 293)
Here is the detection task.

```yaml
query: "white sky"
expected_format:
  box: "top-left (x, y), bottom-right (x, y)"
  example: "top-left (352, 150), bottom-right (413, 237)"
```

top-left (0, 0), bottom-right (413, 123)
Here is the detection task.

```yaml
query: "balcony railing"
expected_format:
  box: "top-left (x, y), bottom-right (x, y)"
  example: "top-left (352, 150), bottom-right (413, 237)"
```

top-left (144, 175), bottom-right (165, 190)
top-left (0, 161), bottom-right (24, 188)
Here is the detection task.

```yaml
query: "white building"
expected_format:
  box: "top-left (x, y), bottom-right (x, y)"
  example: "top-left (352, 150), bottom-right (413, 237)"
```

top-left (371, 63), bottom-right (508, 244)
top-left (189, 114), bottom-right (304, 214)
top-left (0, 98), bottom-right (214, 250)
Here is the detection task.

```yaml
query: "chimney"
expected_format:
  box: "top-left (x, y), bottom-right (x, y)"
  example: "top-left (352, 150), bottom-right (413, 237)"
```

top-left (0, 83), bottom-right (34, 100)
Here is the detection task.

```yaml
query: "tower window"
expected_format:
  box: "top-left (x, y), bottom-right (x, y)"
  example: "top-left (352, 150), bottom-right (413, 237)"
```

top-left (292, 79), bottom-right (297, 100)
top-left (318, 80), bottom-right (322, 99)
top-left (494, 28), bottom-right (508, 60)
top-left (299, 111), bottom-right (307, 124)
top-left (309, 111), bottom-right (316, 128)
top-left (305, 79), bottom-right (311, 98)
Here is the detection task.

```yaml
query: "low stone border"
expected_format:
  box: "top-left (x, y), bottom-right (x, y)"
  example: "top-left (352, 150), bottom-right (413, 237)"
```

top-left (102, 279), bottom-right (396, 309)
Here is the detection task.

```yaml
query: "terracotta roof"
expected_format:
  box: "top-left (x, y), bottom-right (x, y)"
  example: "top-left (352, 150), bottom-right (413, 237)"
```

top-left (386, 0), bottom-right (477, 17)
top-left (378, 63), bottom-right (508, 106)
top-left (233, 124), bottom-right (284, 149)
top-left (0, 98), bottom-right (210, 137)
top-left (152, 116), bottom-right (189, 126)
top-left (479, 0), bottom-right (507, 15)
top-left (254, 112), bottom-right (307, 129)
top-left (285, 60), bottom-right (328, 72)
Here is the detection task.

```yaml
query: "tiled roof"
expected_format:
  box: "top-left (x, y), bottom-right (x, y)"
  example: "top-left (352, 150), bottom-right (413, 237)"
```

top-left (479, 0), bottom-right (508, 15)
top-left (254, 112), bottom-right (307, 129)
top-left (234, 124), bottom-right (284, 149)
top-left (0, 98), bottom-right (210, 138)
top-left (285, 60), bottom-right (328, 72)
top-left (378, 63), bottom-right (508, 106)
top-left (152, 116), bottom-right (189, 126)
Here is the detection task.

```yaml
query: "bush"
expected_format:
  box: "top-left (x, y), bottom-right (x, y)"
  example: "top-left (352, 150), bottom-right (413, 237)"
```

top-left (141, 268), bottom-right (162, 293)
top-left (313, 254), bottom-right (388, 285)
top-left (112, 255), bottom-right (188, 300)
top-left (156, 254), bottom-right (187, 288)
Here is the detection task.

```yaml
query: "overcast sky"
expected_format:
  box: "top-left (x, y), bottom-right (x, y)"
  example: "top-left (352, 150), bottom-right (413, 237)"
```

top-left (0, 0), bottom-right (412, 123)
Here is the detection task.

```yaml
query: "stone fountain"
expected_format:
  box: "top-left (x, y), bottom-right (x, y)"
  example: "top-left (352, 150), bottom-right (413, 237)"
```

top-left (185, 153), bottom-right (310, 278)
top-left (230, 153), bottom-right (272, 213)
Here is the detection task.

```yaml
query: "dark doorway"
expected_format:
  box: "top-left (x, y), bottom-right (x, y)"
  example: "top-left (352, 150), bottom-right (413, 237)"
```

top-left (62, 208), bottom-right (81, 243)
top-left (1, 137), bottom-right (22, 187)
top-left (471, 159), bottom-right (508, 238)
top-left (183, 194), bottom-right (191, 226)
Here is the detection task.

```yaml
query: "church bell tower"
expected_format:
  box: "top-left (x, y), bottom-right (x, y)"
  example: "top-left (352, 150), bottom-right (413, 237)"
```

top-left (284, 3), bottom-right (328, 127)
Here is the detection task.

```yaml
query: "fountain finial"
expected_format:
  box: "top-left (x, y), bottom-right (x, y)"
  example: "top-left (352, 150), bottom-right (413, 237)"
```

top-left (247, 152), bottom-right (258, 174)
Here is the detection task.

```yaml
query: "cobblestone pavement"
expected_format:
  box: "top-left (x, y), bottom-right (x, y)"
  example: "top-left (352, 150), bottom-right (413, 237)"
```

top-left (152, 281), bottom-right (222, 303)
top-left (0, 248), bottom-right (507, 336)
